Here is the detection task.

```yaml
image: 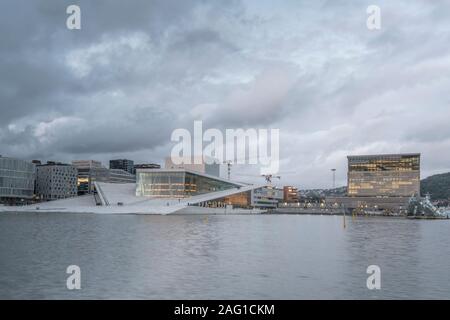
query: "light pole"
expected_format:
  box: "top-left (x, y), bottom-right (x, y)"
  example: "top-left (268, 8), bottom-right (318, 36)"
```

top-left (331, 168), bottom-right (336, 189)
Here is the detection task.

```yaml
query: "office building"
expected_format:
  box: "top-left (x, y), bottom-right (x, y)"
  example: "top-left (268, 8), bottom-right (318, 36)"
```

top-left (0, 156), bottom-right (36, 205)
top-left (347, 153), bottom-right (420, 197)
top-left (110, 159), bottom-right (134, 174)
top-left (35, 162), bottom-right (78, 201)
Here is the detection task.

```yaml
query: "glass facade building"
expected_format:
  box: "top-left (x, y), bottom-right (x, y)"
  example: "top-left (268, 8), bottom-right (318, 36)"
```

top-left (110, 159), bottom-right (134, 174)
top-left (136, 170), bottom-right (239, 198)
top-left (347, 153), bottom-right (420, 197)
top-left (0, 156), bottom-right (36, 204)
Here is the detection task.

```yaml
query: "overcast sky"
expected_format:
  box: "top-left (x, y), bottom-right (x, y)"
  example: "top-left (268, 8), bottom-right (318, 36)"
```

top-left (1, 0), bottom-right (449, 188)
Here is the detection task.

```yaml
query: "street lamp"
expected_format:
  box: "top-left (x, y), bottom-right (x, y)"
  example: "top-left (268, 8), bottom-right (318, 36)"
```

top-left (331, 169), bottom-right (336, 189)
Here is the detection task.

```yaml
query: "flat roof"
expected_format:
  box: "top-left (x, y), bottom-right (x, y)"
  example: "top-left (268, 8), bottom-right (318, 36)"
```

top-left (348, 153), bottom-right (420, 159)
top-left (37, 163), bottom-right (73, 167)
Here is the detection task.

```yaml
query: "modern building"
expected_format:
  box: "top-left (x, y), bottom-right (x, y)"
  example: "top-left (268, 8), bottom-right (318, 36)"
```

top-left (251, 186), bottom-right (283, 209)
top-left (109, 169), bottom-right (136, 183)
top-left (325, 153), bottom-right (421, 213)
top-left (72, 160), bottom-right (109, 195)
top-left (347, 153), bottom-right (420, 197)
top-left (73, 160), bottom-right (137, 194)
top-left (0, 156), bottom-right (36, 205)
top-left (35, 162), bottom-right (78, 201)
top-left (283, 186), bottom-right (299, 203)
top-left (110, 159), bottom-right (134, 175)
top-left (136, 168), bottom-right (238, 198)
top-left (2, 165), bottom-right (267, 214)
top-left (165, 156), bottom-right (220, 177)
top-left (132, 168), bottom-right (266, 211)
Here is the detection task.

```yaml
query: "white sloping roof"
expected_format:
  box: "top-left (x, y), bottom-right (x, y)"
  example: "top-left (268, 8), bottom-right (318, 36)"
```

top-left (94, 181), bottom-right (267, 214)
top-left (1, 181), bottom-right (267, 215)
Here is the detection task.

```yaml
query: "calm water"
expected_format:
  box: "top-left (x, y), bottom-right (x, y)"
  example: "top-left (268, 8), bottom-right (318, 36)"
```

top-left (0, 213), bottom-right (449, 299)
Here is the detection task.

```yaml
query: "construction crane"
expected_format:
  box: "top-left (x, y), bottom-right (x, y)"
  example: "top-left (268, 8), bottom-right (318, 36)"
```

top-left (222, 157), bottom-right (292, 184)
top-left (237, 172), bottom-right (287, 185)
top-left (262, 174), bottom-right (281, 184)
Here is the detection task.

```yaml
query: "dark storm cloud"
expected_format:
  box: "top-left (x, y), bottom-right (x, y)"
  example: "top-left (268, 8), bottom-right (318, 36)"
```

top-left (1, 0), bottom-right (449, 187)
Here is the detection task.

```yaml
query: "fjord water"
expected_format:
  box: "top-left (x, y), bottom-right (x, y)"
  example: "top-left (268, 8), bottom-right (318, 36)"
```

top-left (0, 213), bottom-right (449, 299)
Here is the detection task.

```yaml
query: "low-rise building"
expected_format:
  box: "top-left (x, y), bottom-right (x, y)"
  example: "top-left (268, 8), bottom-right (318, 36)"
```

top-left (251, 186), bottom-right (283, 209)
top-left (35, 162), bottom-right (78, 201)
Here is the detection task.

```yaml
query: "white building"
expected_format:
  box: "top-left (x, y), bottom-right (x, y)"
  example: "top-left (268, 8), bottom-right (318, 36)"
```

top-left (251, 186), bottom-right (284, 209)
top-left (4, 168), bottom-right (267, 215)
top-left (36, 163), bottom-right (78, 201)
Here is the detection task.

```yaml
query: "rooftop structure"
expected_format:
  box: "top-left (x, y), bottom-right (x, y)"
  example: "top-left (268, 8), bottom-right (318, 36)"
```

top-left (164, 156), bottom-right (220, 177)
top-left (134, 163), bottom-right (161, 171)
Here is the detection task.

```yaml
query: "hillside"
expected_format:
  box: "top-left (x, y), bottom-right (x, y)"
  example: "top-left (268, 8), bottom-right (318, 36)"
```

top-left (421, 172), bottom-right (450, 200)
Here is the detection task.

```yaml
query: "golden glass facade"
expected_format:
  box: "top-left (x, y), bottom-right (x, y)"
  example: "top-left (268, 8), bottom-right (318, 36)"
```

top-left (347, 154), bottom-right (420, 197)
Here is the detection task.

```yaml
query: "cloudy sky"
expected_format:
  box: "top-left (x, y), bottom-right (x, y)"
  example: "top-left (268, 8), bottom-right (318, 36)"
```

top-left (1, 0), bottom-right (449, 188)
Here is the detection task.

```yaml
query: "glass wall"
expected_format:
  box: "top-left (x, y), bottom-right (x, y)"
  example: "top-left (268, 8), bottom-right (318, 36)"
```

top-left (0, 157), bottom-right (36, 199)
top-left (348, 154), bottom-right (420, 197)
top-left (136, 171), bottom-right (238, 197)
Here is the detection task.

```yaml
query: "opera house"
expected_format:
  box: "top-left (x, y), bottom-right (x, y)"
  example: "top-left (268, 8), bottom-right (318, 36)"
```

top-left (1, 167), bottom-right (267, 215)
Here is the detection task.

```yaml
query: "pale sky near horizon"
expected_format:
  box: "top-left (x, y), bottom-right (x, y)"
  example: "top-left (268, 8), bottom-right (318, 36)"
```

top-left (1, 0), bottom-right (449, 188)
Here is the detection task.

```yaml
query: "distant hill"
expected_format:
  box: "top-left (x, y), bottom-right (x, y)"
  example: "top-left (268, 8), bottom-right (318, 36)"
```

top-left (421, 172), bottom-right (450, 200)
top-left (300, 186), bottom-right (347, 200)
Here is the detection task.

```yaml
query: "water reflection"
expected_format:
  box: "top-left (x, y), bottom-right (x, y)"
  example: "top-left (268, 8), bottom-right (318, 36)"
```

top-left (0, 213), bottom-right (449, 299)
